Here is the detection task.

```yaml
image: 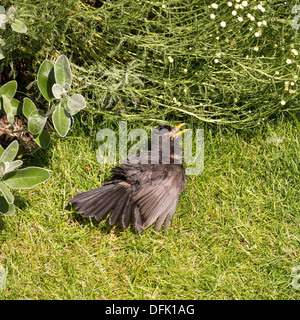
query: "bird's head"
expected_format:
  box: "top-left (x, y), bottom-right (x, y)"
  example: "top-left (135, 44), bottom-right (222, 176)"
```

top-left (153, 123), bottom-right (186, 163)
top-left (155, 123), bottom-right (186, 140)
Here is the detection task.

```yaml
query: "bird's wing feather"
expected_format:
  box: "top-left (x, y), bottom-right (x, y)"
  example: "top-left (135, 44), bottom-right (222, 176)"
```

top-left (131, 169), bottom-right (183, 231)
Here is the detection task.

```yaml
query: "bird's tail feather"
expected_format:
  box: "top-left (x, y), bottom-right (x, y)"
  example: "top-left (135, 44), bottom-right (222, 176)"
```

top-left (70, 181), bottom-right (143, 233)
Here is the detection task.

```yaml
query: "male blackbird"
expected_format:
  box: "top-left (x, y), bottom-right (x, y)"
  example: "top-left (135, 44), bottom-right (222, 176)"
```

top-left (70, 124), bottom-right (187, 233)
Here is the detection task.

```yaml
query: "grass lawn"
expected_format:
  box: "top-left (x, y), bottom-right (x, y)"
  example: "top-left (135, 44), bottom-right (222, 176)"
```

top-left (0, 115), bottom-right (299, 299)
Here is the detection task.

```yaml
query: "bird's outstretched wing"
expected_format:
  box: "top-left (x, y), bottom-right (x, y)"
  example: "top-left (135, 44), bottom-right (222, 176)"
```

top-left (70, 162), bottom-right (186, 232)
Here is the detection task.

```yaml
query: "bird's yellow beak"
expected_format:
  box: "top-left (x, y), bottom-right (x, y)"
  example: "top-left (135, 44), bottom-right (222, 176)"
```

top-left (171, 123), bottom-right (186, 138)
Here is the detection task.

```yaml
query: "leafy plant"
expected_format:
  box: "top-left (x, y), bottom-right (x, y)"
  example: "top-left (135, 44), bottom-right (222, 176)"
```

top-left (0, 80), bottom-right (22, 123)
top-left (25, 55), bottom-right (86, 140)
top-left (0, 5), bottom-right (27, 59)
top-left (0, 55), bottom-right (86, 149)
top-left (0, 140), bottom-right (50, 215)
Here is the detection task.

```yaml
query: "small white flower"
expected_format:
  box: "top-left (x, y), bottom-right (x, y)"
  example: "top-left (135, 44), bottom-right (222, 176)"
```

top-left (184, 88), bottom-right (188, 93)
top-left (214, 58), bottom-right (219, 63)
top-left (162, 4), bottom-right (166, 9)
top-left (228, 2), bottom-right (233, 6)
top-left (255, 32), bottom-right (260, 37)
top-left (285, 81), bottom-right (289, 90)
top-left (232, 10), bottom-right (237, 16)
top-left (275, 71), bottom-right (279, 75)
top-left (183, 68), bottom-right (188, 73)
top-left (280, 100), bottom-right (286, 105)
top-left (168, 56), bottom-right (174, 63)
top-left (216, 52), bottom-right (222, 58)
top-left (242, 1), bottom-right (248, 6)
top-left (254, 46), bottom-right (259, 51)
top-left (210, 13), bottom-right (216, 19)
top-left (258, 21), bottom-right (262, 27)
top-left (291, 82), bottom-right (295, 86)
top-left (258, 4), bottom-right (266, 12)
top-left (220, 21), bottom-right (226, 27)
top-left (238, 17), bottom-right (243, 22)
top-left (262, 20), bottom-right (267, 26)
top-left (291, 49), bottom-right (298, 56)
top-left (286, 59), bottom-right (292, 64)
top-left (211, 3), bottom-right (218, 9)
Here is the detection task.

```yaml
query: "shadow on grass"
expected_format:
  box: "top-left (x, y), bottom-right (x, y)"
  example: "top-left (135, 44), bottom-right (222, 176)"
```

top-left (67, 203), bottom-right (139, 236)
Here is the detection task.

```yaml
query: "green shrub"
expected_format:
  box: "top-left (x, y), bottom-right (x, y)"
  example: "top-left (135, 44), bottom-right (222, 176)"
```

top-left (0, 0), bottom-right (299, 129)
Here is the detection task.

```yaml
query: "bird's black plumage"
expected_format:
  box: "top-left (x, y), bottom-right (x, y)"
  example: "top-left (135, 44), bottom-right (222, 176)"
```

top-left (70, 125), bottom-right (186, 233)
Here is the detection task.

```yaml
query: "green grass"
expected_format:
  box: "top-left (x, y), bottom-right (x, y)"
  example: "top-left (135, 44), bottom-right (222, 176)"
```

top-left (0, 115), bottom-right (299, 299)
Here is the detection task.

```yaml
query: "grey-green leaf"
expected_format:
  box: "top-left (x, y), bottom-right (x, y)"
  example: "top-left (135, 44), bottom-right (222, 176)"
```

top-left (2, 95), bottom-right (12, 114)
top-left (0, 81), bottom-right (17, 100)
top-left (10, 98), bottom-right (22, 115)
top-left (52, 105), bottom-right (71, 137)
top-left (23, 97), bottom-right (37, 118)
top-left (67, 94), bottom-right (86, 115)
top-left (7, 113), bottom-right (14, 124)
top-left (33, 129), bottom-right (51, 149)
top-left (0, 161), bottom-right (5, 176)
top-left (0, 182), bottom-right (14, 204)
top-left (28, 110), bottom-right (47, 135)
top-left (11, 19), bottom-right (27, 33)
top-left (5, 160), bottom-right (23, 173)
top-left (52, 83), bottom-right (64, 99)
top-left (0, 196), bottom-right (15, 215)
top-left (2, 167), bottom-right (51, 189)
top-left (0, 140), bottom-right (18, 163)
top-left (54, 55), bottom-right (72, 87)
top-left (7, 7), bottom-right (16, 19)
top-left (0, 145), bottom-right (4, 157)
top-left (37, 60), bottom-right (55, 101)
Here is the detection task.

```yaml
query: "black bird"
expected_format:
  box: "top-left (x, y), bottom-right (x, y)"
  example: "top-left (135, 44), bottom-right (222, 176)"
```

top-left (70, 124), bottom-right (187, 233)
